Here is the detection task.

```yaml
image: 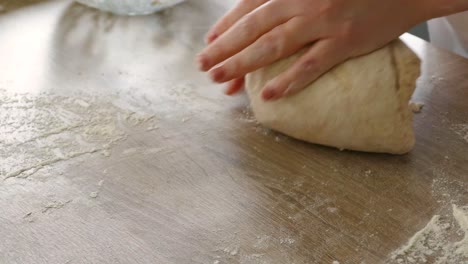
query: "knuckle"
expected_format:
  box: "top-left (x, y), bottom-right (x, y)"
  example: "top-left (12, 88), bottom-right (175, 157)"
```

top-left (337, 22), bottom-right (360, 52)
top-left (262, 32), bottom-right (287, 59)
top-left (318, 1), bottom-right (334, 17)
top-left (225, 57), bottom-right (244, 77)
top-left (340, 20), bottom-right (356, 41)
top-left (300, 58), bottom-right (319, 72)
top-left (238, 14), bottom-right (257, 37)
top-left (230, 58), bottom-right (242, 73)
top-left (252, 0), bottom-right (267, 6)
top-left (210, 45), bottom-right (225, 61)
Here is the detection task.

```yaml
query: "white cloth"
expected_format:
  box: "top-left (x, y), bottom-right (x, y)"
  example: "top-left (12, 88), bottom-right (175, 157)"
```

top-left (428, 11), bottom-right (468, 58)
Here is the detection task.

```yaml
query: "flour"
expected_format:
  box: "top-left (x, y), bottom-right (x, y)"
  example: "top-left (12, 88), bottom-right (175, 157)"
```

top-left (389, 205), bottom-right (468, 263)
top-left (451, 124), bottom-right (468, 143)
top-left (0, 91), bottom-right (158, 180)
top-left (76, 0), bottom-right (187, 15)
top-left (279, 237), bottom-right (296, 246)
top-left (102, 150), bottom-right (111, 157)
top-left (253, 235), bottom-right (272, 250)
top-left (453, 206), bottom-right (468, 255)
top-left (223, 244), bottom-right (239, 256)
top-left (4, 149), bottom-right (101, 180)
top-left (89, 179), bottom-right (105, 199)
top-left (410, 102), bottom-right (424, 113)
top-left (146, 125), bottom-right (159, 131)
top-left (239, 107), bottom-right (257, 124)
top-left (42, 199), bottom-right (72, 213)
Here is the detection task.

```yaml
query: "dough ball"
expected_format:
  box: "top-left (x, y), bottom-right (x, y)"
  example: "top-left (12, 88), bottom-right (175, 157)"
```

top-left (245, 40), bottom-right (421, 154)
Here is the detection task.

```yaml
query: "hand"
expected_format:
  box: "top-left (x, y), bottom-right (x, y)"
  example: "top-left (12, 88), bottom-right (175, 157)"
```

top-left (197, 0), bottom-right (430, 101)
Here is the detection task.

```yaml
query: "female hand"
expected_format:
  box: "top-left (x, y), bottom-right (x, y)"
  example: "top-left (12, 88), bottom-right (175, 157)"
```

top-left (197, 0), bottom-right (432, 100)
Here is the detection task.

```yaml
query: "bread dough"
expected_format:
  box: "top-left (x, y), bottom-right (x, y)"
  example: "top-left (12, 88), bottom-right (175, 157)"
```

top-left (245, 40), bottom-right (421, 154)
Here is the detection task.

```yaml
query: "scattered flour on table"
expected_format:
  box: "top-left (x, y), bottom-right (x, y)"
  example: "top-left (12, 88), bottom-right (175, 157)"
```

top-left (389, 204), bottom-right (468, 263)
top-left (41, 199), bottom-right (72, 213)
top-left (89, 179), bottom-right (106, 199)
top-left (0, 91), bottom-right (157, 180)
top-left (238, 107), bottom-right (257, 124)
top-left (223, 244), bottom-right (240, 256)
top-left (146, 125), bottom-right (159, 131)
top-left (279, 237), bottom-right (296, 246)
top-left (451, 124), bottom-right (468, 143)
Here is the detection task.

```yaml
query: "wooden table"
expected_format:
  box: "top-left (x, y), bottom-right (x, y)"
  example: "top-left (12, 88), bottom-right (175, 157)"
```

top-left (0, 1), bottom-right (467, 263)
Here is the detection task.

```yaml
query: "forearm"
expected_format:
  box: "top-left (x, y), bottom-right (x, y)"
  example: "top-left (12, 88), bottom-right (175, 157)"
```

top-left (424, 0), bottom-right (468, 19)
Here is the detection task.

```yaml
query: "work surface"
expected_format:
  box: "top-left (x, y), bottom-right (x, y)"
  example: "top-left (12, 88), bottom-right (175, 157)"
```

top-left (0, 1), bottom-right (467, 263)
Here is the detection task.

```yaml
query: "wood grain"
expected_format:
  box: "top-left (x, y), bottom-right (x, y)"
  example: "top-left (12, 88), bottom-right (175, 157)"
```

top-left (0, 1), bottom-right (467, 263)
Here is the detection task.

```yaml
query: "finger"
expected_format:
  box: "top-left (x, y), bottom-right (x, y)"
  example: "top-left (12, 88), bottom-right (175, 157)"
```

top-left (261, 39), bottom-right (347, 101)
top-left (208, 18), bottom-right (315, 83)
top-left (199, 1), bottom-right (294, 72)
top-left (225, 77), bottom-right (245, 95)
top-left (205, 0), bottom-right (269, 44)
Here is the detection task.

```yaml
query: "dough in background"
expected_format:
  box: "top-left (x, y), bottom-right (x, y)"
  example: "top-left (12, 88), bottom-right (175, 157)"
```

top-left (245, 39), bottom-right (421, 154)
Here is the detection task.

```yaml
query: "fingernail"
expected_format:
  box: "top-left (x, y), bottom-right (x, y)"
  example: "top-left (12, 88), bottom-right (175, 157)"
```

top-left (197, 54), bottom-right (210, 71)
top-left (225, 84), bottom-right (237, 95)
top-left (205, 32), bottom-right (218, 44)
top-left (210, 67), bottom-right (225, 83)
top-left (225, 78), bottom-right (244, 95)
top-left (262, 87), bottom-right (277, 101)
top-left (225, 88), bottom-right (238, 95)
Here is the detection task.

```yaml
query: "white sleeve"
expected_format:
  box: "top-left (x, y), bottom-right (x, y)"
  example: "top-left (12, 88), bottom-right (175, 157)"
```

top-left (428, 11), bottom-right (468, 58)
